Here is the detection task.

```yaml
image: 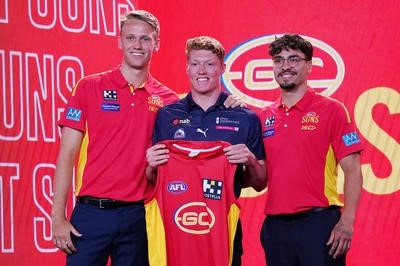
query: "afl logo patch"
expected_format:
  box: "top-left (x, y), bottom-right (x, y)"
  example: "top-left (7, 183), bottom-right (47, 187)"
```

top-left (167, 181), bottom-right (188, 194)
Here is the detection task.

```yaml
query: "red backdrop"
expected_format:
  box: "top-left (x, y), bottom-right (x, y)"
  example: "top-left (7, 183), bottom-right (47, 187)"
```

top-left (1, 1), bottom-right (399, 265)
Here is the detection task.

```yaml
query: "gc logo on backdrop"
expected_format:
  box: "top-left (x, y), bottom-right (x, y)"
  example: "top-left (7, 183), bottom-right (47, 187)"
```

top-left (222, 34), bottom-right (345, 109)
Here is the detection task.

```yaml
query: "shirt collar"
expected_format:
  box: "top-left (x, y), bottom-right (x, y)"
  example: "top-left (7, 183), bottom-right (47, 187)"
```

top-left (183, 91), bottom-right (229, 112)
top-left (275, 89), bottom-right (314, 111)
top-left (110, 65), bottom-right (159, 94)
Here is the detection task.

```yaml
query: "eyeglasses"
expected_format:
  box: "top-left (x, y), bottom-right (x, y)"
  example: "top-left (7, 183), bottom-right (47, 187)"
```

top-left (272, 56), bottom-right (308, 67)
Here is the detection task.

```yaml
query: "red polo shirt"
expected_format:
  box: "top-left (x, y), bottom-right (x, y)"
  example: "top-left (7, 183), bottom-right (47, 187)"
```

top-left (59, 65), bottom-right (179, 201)
top-left (259, 89), bottom-right (363, 214)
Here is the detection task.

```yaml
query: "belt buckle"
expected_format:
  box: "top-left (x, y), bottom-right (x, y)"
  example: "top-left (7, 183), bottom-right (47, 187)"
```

top-left (99, 199), bottom-right (112, 209)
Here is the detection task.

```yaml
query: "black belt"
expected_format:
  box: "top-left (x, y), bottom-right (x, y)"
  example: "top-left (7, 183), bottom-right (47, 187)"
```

top-left (78, 196), bottom-right (143, 209)
top-left (268, 206), bottom-right (340, 221)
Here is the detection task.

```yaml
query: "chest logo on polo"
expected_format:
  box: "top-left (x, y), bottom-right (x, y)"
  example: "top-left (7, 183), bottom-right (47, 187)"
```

top-left (101, 103), bottom-right (120, 112)
top-left (263, 116), bottom-right (275, 138)
top-left (148, 94), bottom-right (164, 112)
top-left (301, 111), bottom-right (319, 131)
top-left (203, 178), bottom-right (223, 200)
top-left (172, 117), bottom-right (191, 126)
top-left (215, 116), bottom-right (240, 131)
top-left (103, 90), bottom-right (117, 101)
top-left (196, 128), bottom-right (208, 138)
top-left (174, 128), bottom-right (186, 139)
top-left (264, 116), bottom-right (275, 128)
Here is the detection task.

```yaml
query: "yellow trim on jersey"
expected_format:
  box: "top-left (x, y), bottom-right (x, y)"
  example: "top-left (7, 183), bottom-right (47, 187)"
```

top-left (74, 122), bottom-right (89, 195)
top-left (145, 198), bottom-right (167, 266)
top-left (228, 204), bottom-right (240, 266)
top-left (338, 101), bottom-right (352, 123)
top-left (324, 145), bottom-right (343, 206)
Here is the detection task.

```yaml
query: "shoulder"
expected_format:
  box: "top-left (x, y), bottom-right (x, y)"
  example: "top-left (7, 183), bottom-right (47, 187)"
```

top-left (147, 75), bottom-right (179, 104)
top-left (72, 69), bottom-right (114, 96)
top-left (313, 92), bottom-right (348, 112)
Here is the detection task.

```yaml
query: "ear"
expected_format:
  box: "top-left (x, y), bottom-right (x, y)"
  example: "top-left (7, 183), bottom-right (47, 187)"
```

top-left (307, 60), bottom-right (312, 73)
top-left (118, 36), bottom-right (122, 50)
top-left (186, 63), bottom-right (190, 75)
top-left (154, 38), bottom-right (160, 52)
top-left (221, 63), bottom-right (226, 74)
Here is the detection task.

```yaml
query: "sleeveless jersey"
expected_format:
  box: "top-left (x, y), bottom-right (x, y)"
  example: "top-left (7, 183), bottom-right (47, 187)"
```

top-left (145, 140), bottom-right (239, 266)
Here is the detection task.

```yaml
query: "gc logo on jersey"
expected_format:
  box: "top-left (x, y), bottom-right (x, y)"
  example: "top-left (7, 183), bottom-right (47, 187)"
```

top-left (174, 202), bottom-right (215, 235)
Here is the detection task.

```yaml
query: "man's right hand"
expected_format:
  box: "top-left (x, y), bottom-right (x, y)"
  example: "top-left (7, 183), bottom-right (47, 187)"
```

top-left (145, 144), bottom-right (170, 184)
top-left (52, 217), bottom-right (82, 254)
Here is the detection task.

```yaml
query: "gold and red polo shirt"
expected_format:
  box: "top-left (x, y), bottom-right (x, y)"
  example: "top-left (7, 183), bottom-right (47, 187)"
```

top-left (259, 89), bottom-right (363, 215)
top-left (59, 65), bottom-right (179, 201)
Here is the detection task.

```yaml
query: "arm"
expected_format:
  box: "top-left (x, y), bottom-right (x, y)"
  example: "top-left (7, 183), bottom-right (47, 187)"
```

top-left (145, 143), bottom-right (170, 185)
top-left (51, 127), bottom-right (83, 254)
top-left (223, 144), bottom-right (267, 191)
top-left (327, 152), bottom-right (363, 258)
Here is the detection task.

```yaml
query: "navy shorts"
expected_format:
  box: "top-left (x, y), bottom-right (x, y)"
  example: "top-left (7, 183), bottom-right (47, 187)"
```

top-left (260, 206), bottom-right (345, 266)
top-left (66, 202), bottom-right (148, 266)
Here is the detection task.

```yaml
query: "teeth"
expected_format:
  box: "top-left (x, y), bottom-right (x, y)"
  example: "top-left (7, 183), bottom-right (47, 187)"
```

top-left (197, 78), bottom-right (208, 81)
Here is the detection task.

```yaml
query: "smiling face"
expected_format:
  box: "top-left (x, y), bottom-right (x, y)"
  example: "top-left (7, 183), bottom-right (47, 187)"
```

top-left (118, 18), bottom-right (160, 71)
top-left (273, 48), bottom-right (312, 91)
top-left (186, 49), bottom-right (226, 95)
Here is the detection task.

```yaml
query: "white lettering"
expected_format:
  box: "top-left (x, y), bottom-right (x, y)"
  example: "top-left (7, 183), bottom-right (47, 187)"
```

top-left (0, 50), bottom-right (84, 142)
top-left (0, 0), bottom-right (9, 23)
top-left (0, 163), bottom-right (19, 253)
top-left (28, 0), bottom-right (135, 35)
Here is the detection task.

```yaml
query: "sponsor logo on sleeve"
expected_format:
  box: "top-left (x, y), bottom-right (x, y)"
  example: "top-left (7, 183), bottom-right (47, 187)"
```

top-left (342, 131), bottom-right (361, 146)
top-left (66, 107), bottom-right (82, 121)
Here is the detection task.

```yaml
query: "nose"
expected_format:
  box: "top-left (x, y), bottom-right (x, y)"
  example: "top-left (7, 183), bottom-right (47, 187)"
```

top-left (130, 38), bottom-right (142, 49)
top-left (281, 59), bottom-right (292, 68)
top-left (198, 64), bottom-right (207, 74)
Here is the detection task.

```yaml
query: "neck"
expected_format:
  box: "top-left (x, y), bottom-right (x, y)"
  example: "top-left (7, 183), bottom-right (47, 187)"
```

top-left (120, 63), bottom-right (149, 87)
top-left (281, 85), bottom-right (307, 108)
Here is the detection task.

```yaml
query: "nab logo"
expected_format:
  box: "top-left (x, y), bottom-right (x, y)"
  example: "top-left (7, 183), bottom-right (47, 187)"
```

top-left (172, 118), bottom-right (191, 126)
top-left (66, 107), bottom-right (82, 121)
top-left (167, 181), bottom-right (188, 194)
top-left (174, 202), bottom-right (215, 235)
top-left (222, 34), bottom-right (345, 108)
